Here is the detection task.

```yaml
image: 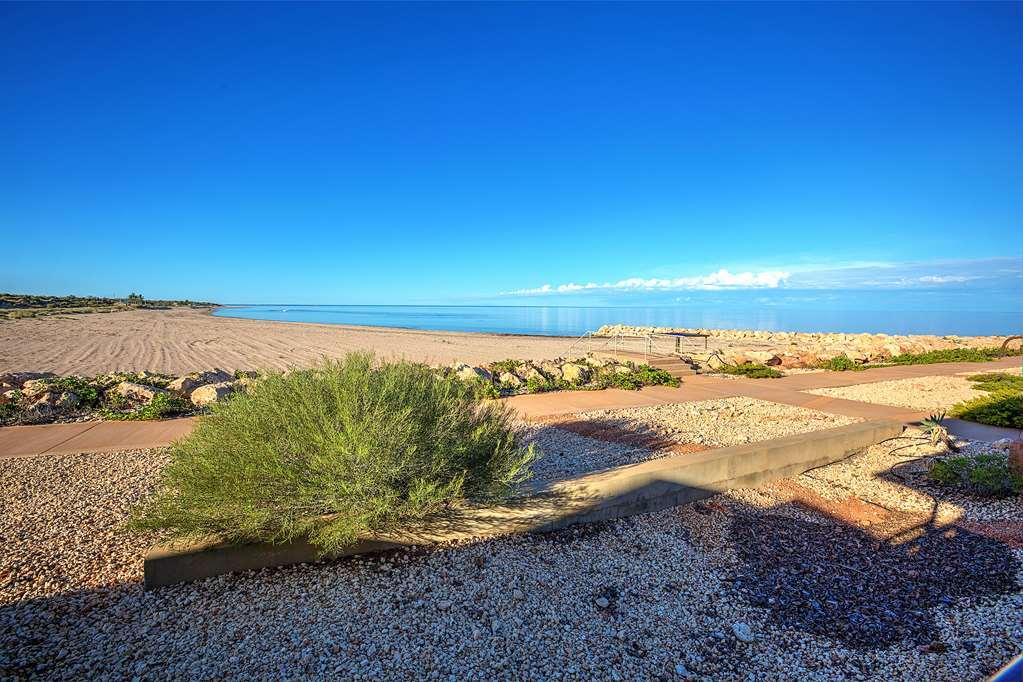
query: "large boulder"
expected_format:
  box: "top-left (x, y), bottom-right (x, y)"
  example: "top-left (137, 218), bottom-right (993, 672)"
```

top-left (190, 381), bottom-right (236, 407)
top-left (56, 391), bottom-right (80, 410)
top-left (745, 350), bottom-right (782, 366)
top-left (561, 363), bottom-right (592, 385)
top-left (453, 364), bottom-right (492, 383)
top-left (538, 360), bottom-right (563, 380)
top-left (514, 363), bottom-right (545, 382)
top-left (497, 372), bottom-right (523, 388)
top-left (168, 369), bottom-right (233, 398)
top-left (20, 379), bottom-right (55, 397)
top-left (114, 382), bottom-right (168, 403)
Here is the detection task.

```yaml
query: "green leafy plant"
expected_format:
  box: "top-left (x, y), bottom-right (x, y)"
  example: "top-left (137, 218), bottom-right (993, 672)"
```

top-left (489, 359), bottom-right (521, 375)
top-left (815, 355), bottom-right (868, 372)
top-left (966, 373), bottom-right (1023, 393)
top-left (36, 375), bottom-right (100, 407)
top-left (715, 362), bottom-right (783, 379)
top-left (0, 391), bottom-right (23, 422)
top-left (525, 375), bottom-right (554, 393)
top-left (130, 353), bottom-right (537, 553)
top-left (950, 391), bottom-right (1023, 429)
top-left (929, 453), bottom-right (1022, 497)
top-left (885, 347), bottom-right (1019, 366)
top-left (101, 393), bottom-right (192, 421)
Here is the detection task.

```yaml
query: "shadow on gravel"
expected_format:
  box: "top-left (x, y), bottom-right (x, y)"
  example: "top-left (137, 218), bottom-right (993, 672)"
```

top-left (729, 499), bottom-right (1020, 649)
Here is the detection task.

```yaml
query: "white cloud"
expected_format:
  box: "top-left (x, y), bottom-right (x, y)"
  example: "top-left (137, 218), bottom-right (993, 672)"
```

top-left (505, 269), bottom-right (790, 295)
top-left (918, 275), bottom-right (977, 284)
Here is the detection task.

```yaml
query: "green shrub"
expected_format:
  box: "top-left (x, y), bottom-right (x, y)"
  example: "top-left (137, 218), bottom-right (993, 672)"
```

top-left (886, 347), bottom-right (1018, 366)
top-left (929, 453), bottom-right (1022, 497)
top-left (0, 392), bottom-right (22, 422)
top-left (967, 373), bottom-right (1023, 393)
top-left (466, 377), bottom-right (501, 400)
top-left (131, 354), bottom-right (536, 553)
top-left (38, 375), bottom-right (100, 407)
top-left (816, 355), bottom-right (867, 372)
top-left (101, 393), bottom-right (192, 421)
top-left (949, 391), bottom-right (1023, 429)
top-left (525, 375), bottom-right (554, 393)
top-left (489, 359), bottom-right (521, 375)
top-left (633, 365), bottom-right (681, 387)
top-left (716, 362), bottom-right (783, 379)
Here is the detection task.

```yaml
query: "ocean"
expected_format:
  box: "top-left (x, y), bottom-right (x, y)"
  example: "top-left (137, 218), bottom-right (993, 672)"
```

top-left (213, 293), bottom-right (1023, 337)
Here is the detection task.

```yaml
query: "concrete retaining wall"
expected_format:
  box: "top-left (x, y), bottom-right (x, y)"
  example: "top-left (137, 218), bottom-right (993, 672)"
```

top-left (144, 419), bottom-right (904, 588)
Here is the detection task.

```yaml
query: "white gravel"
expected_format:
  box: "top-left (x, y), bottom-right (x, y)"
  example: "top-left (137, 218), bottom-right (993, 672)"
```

top-left (521, 424), bottom-right (656, 483)
top-left (576, 397), bottom-right (857, 448)
top-left (804, 376), bottom-right (984, 413)
top-left (2, 446), bottom-right (1020, 680)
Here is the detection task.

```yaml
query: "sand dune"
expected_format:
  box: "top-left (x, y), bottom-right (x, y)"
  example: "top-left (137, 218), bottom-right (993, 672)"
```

top-left (0, 308), bottom-right (584, 375)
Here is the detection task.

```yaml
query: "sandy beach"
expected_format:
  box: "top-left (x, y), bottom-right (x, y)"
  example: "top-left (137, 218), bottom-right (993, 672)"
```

top-left (0, 308), bottom-right (584, 376)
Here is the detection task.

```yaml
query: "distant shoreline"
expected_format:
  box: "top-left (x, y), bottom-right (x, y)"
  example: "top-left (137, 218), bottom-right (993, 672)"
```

top-left (209, 303), bottom-right (1022, 339)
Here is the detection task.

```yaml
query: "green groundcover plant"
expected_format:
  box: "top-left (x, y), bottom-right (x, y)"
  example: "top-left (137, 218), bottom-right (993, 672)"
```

top-left (947, 372), bottom-right (1023, 429)
top-left (715, 362), bottom-right (783, 379)
top-left (929, 453), bottom-right (1022, 497)
top-left (131, 353), bottom-right (537, 553)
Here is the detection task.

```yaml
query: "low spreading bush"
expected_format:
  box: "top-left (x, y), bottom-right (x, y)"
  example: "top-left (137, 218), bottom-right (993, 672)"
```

top-left (815, 355), bottom-right (867, 372)
top-left (886, 347), bottom-right (1018, 365)
top-left (716, 362), bottom-right (783, 379)
top-left (967, 373), bottom-right (1023, 393)
top-left (950, 391), bottom-right (1023, 429)
top-left (929, 453), bottom-right (1022, 497)
top-left (35, 375), bottom-right (101, 407)
top-left (131, 354), bottom-right (536, 553)
top-left (101, 393), bottom-right (192, 421)
top-left (590, 364), bottom-right (680, 391)
top-left (489, 359), bottom-right (521, 375)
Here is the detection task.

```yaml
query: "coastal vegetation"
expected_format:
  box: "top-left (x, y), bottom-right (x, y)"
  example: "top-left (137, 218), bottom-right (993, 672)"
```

top-left (815, 347), bottom-right (1021, 372)
top-left (948, 372), bottom-right (1023, 429)
top-left (0, 369), bottom-right (240, 425)
top-left (713, 362), bottom-right (783, 379)
top-left (0, 292), bottom-right (215, 320)
top-left (131, 354), bottom-right (536, 552)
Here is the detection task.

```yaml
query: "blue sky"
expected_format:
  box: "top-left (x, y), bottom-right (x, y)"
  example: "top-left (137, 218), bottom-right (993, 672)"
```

top-left (2, 2), bottom-right (1021, 308)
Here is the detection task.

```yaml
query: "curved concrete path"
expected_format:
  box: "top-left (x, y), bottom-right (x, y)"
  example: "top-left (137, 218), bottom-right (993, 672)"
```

top-left (1, 356), bottom-right (1019, 458)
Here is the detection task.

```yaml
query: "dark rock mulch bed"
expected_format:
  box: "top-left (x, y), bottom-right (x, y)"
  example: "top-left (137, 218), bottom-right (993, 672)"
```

top-left (730, 507), bottom-right (1020, 649)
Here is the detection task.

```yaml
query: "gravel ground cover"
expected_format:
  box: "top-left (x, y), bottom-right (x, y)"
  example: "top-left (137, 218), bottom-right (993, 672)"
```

top-left (4, 444), bottom-right (1019, 680)
top-left (521, 423), bottom-right (662, 482)
top-left (575, 397), bottom-right (857, 447)
top-left (804, 376), bottom-right (985, 413)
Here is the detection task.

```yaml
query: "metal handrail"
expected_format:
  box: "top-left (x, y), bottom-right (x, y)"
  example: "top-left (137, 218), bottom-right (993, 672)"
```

top-left (567, 330), bottom-right (706, 362)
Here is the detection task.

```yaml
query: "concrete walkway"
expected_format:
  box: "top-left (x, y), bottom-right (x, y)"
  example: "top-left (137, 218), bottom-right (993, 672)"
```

top-left (0, 417), bottom-right (197, 459)
top-left (1, 357), bottom-right (1019, 458)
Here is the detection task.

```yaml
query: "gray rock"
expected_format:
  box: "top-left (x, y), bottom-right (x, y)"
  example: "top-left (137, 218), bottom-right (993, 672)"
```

top-left (732, 622), bottom-right (755, 642)
top-left (594, 597), bottom-right (610, 609)
top-left (56, 391), bottom-right (80, 410)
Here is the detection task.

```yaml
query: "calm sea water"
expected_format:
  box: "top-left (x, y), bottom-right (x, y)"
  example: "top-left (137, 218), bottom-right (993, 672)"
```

top-left (214, 296), bottom-right (1023, 337)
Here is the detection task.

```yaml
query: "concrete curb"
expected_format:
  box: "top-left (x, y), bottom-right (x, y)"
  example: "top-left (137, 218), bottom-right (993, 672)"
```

top-left (143, 419), bottom-right (904, 588)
